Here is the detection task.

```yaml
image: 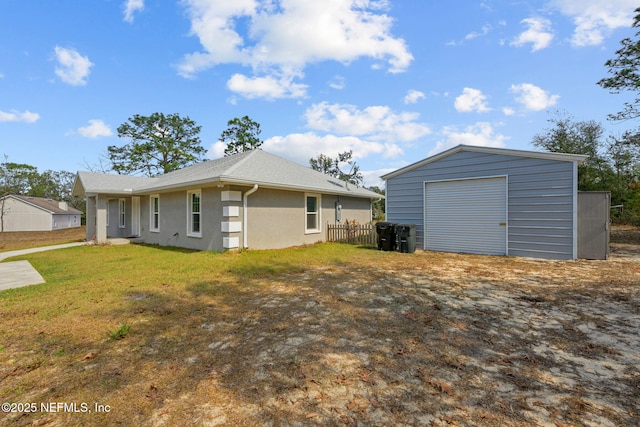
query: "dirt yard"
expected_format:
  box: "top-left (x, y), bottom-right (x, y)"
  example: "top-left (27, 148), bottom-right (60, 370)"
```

top-left (179, 252), bottom-right (638, 427)
top-left (0, 227), bottom-right (85, 251)
top-left (610, 225), bottom-right (640, 245)
top-left (1, 227), bottom-right (639, 426)
top-left (610, 225), bottom-right (640, 259)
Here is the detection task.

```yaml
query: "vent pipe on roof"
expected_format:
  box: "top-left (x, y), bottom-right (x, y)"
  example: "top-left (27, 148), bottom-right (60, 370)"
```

top-left (243, 184), bottom-right (259, 249)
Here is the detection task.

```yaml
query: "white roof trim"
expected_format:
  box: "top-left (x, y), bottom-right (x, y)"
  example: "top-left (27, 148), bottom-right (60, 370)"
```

top-left (381, 144), bottom-right (588, 180)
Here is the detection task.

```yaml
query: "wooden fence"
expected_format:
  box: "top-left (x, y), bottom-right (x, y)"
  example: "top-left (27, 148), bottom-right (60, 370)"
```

top-left (327, 223), bottom-right (377, 246)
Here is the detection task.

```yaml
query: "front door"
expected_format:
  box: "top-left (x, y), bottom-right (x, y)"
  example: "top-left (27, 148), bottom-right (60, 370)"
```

top-left (131, 196), bottom-right (141, 237)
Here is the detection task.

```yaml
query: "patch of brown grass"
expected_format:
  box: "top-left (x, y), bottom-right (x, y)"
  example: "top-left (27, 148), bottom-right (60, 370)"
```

top-left (0, 227), bottom-right (86, 251)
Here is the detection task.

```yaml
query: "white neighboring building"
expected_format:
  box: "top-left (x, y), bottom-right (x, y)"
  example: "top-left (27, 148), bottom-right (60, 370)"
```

top-left (0, 195), bottom-right (82, 232)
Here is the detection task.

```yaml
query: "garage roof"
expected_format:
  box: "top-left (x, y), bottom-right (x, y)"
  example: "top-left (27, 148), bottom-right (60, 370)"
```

top-left (381, 144), bottom-right (588, 180)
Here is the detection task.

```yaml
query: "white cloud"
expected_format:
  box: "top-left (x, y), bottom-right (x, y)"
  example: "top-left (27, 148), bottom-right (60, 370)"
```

top-left (208, 100), bottom-right (429, 185)
top-left (249, 100), bottom-right (433, 184)
top-left (209, 140), bottom-right (227, 159)
top-left (502, 106), bottom-right (516, 116)
top-left (76, 119), bottom-right (113, 138)
top-left (53, 46), bottom-right (93, 86)
top-left (465, 23), bottom-right (492, 41)
top-left (429, 122), bottom-right (508, 156)
top-left (404, 89), bottom-right (425, 104)
top-left (226, 71), bottom-right (308, 99)
top-left (454, 88), bottom-right (491, 113)
top-left (0, 109), bottom-right (40, 123)
top-left (551, 0), bottom-right (636, 46)
top-left (262, 132), bottom-right (403, 166)
top-left (210, 130), bottom-right (405, 165)
top-left (178, 0), bottom-right (413, 98)
top-left (510, 83), bottom-right (559, 111)
top-left (304, 102), bottom-right (431, 142)
top-left (510, 17), bottom-right (554, 51)
top-left (209, 133), bottom-right (397, 188)
top-left (362, 167), bottom-right (395, 188)
top-left (328, 75), bottom-right (346, 90)
top-left (123, 0), bottom-right (144, 23)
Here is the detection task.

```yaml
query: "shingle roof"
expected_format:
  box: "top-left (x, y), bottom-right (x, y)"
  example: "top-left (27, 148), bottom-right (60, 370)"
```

top-left (74, 150), bottom-right (381, 199)
top-left (73, 172), bottom-right (157, 196)
top-left (5, 195), bottom-right (83, 214)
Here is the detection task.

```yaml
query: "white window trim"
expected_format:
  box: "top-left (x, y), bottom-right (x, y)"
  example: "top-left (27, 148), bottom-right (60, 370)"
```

top-left (118, 199), bottom-right (126, 229)
top-left (187, 189), bottom-right (202, 238)
top-left (305, 193), bottom-right (321, 234)
top-left (150, 194), bottom-right (160, 233)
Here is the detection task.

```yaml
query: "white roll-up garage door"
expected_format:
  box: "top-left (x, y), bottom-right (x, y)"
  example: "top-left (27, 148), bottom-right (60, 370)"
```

top-left (425, 176), bottom-right (507, 255)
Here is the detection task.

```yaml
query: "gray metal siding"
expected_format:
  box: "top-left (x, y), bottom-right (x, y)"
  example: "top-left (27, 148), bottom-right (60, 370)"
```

top-left (386, 150), bottom-right (576, 260)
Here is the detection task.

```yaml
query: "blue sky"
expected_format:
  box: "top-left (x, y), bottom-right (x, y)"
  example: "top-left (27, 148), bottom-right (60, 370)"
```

top-left (1, 0), bottom-right (638, 187)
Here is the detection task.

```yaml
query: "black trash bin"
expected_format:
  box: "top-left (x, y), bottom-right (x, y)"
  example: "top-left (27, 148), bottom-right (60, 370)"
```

top-left (376, 222), bottom-right (397, 251)
top-left (395, 224), bottom-right (416, 253)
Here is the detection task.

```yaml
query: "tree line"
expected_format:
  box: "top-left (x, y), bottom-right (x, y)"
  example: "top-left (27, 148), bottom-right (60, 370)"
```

top-left (533, 6), bottom-right (640, 224)
top-left (0, 157), bottom-right (83, 210)
top-left (532, 112), bottom-right (639, 223)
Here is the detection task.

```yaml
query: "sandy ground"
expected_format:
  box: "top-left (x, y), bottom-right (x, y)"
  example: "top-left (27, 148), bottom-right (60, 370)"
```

top-left (144, 249), bottom-right (640, 426)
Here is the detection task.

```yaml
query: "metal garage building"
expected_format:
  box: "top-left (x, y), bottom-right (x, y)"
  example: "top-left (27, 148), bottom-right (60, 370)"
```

top-left (382, 145), bottom-right (590, 260)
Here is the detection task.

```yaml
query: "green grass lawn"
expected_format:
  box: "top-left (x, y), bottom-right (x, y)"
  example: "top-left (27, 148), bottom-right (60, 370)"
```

top-left (0, 242), bottom-right (355, 343)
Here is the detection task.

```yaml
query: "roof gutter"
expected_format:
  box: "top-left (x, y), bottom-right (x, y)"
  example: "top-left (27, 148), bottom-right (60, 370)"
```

top-left (218, 176), bottom-right (380, 198)
top-left (243, 184), bottom-right (259, 249)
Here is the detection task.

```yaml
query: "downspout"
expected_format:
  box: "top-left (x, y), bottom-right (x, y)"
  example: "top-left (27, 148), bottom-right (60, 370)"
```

top-left (243, 184), bottom-right (259, 249)
top-left (572, 160), bottom-right (579, 260)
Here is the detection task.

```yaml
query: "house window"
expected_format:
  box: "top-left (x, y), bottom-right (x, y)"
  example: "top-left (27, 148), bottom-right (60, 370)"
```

top-left (305, 194), bottom-right (320, 233)
top-left (150, 195), bottom-right (160, 232)
top-left (119, 199), bottom-right (126, 228)
top-left (187, 190), bottom-right (201, 237)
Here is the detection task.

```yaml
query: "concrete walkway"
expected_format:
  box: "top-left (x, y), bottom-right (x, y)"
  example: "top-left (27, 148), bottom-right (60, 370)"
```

top-left (0, 242), bottom-right (86, 291)
top-left (0, 260), bottom-right (46, 291)
top-left (0, 242), bottom-right (86, 261)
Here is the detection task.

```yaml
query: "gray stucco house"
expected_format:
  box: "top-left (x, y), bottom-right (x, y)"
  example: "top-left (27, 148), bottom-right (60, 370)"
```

top-left (0, 195), bottom-right (82, 232)
top-left (72, 150), bottom-right (380, 251)
top-left (382, 145), bottom-right (587, 260)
